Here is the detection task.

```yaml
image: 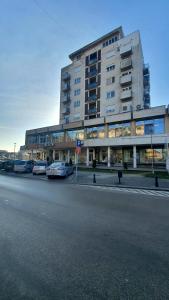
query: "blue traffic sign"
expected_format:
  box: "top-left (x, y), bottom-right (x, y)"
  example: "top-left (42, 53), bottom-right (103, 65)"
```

top-left (76, 140), bottom-right (84, 147)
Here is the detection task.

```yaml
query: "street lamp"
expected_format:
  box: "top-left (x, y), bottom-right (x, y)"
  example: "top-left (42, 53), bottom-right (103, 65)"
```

top-left (150, 125), bottom-right (154, 174)
top-left (14, 142), bottom-right (16, 159)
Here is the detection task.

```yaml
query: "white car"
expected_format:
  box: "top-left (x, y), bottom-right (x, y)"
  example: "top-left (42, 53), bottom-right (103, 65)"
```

top-left (46, 161), bottom-right (74, 179)
top-left (32, 161), bottom-right (47, 175)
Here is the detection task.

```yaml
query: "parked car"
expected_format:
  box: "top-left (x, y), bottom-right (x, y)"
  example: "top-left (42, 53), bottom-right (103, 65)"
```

top-left (46, 161), bottom-right (74, 179)
top-left (14, 160), bottom-right (34, 173)
top-left (1, 160), bottom-right (15, 171)
top-left (32, 161), bottom-right (47, 175)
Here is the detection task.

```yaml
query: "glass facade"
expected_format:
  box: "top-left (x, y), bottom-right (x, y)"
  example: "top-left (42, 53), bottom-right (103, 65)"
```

top-left (51, 132), bottom-right (64, 144)
top-left (66, 129), bottom-right (84, 142)
top-left (136, 118), bottom-right (164, 135)
top-left (108, 123), bottom-right (131, 138)
top-left (86, 126), bottom-right (105, 139)
top-left (139, 148), bottom-right (166, 164)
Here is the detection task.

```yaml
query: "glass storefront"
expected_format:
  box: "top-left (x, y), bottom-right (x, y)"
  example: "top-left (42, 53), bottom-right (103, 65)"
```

top-left (138, 148), bottom-right (166, 164)
top-left (108, 123), bottom-right (131, 138)
top-left (136, 118), bottom-right (164, 135)
top-left (66, 129), bottom-right (84, 142)
top-left (86, 126), bottom-right (105, 139)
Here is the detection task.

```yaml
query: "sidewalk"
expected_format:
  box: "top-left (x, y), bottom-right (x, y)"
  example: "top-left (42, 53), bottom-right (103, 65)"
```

top-left (69, 171), bottom-right (169, 191)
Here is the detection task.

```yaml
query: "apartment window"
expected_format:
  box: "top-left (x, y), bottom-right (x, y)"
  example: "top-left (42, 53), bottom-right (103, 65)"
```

top-left (102, 35), bottom-right (119, 48)
top-left (106, 106), bottom-right (115, 114)
top-left (106, 65), bottom-right (115, 72)
top-left (74, 66), bottom-right (81, 73)
top-left (74, 100), bottom-right (80, 108)
top-left (106, 77), bottom-right (115, 85)
top-left (107, 91), bottom-right (115, 99)
top-left (123, 106), bottom-right (128, 111)
top-left (74, 89), bottom-right (81, 96)
top-left (122, 71), bottom-right (131, 76)
top-left (74, 77), bottom-right (81, 84)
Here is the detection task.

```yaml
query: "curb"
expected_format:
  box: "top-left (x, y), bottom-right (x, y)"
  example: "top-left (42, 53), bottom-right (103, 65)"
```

top-left (1, 171), bottom-right (169, 192)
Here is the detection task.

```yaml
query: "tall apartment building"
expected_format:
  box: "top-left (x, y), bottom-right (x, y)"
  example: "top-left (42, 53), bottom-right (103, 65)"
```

top-left (60, 26), bottom-right (150, 125)
top-left (25, 27), bottom-right (169, 169)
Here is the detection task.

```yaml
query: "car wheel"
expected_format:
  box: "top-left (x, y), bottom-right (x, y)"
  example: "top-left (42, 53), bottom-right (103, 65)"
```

top-left (33, 173), bottom-right (36, 175)
top-left (48, 175), bottom-right (52, 179)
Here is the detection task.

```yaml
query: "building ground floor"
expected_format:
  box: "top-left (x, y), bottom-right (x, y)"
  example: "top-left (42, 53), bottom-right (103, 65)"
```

top-left (27, 144), bottom-right (167, 169)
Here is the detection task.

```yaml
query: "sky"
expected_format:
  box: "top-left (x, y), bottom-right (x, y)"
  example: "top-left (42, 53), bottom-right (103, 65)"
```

top-left (0, 0), bottom-right (169, 152)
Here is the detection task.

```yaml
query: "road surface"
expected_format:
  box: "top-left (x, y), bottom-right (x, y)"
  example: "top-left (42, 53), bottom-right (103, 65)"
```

top-left (0, 174), bottom-right (169, 299)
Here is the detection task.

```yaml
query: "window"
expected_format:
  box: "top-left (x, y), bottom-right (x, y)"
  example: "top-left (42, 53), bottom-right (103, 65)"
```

top-left (106, 106), bottom-right (115, 114)
top-left (74, 77), bottom-right (81, 84)
top-left (123, 106), bottom-right (128, 111)
top-left (108, 123), bottom-right (131, 138)
top-left (102, 35), bottom-right (119, 48)
top-left (66, 129), bottom-right (84, 141)
top-left (86, 126), bottom-right (105, 139)
top-left (106, 77), bottom-right (115, 85)
top-left (136, 118), bottom-right (164, 136)
top-left (122, 71), bottom-right (131, 76)
top-left (73, 114), bottom-right (80, 121)
top-left (74, 66), bottom-right (81, 73)
top-left (122, 86), bottom-right (132, 91)
top-left (52, 132), bottom-right (64, 143)
top-left (107, 91), bottom-right (115, 99)
top-left (74, 100), bottom-right (80, 108)
top-left (106, 65), bottom-right (115, 72)
top-left (74, 89), bottom-right (80, 96)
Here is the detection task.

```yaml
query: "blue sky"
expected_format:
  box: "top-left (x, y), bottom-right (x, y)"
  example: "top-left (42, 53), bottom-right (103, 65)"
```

top-left (0, 0), bottom-right (169, 151)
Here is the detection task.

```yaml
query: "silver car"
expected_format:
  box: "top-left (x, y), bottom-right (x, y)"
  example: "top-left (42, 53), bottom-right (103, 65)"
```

top-left (46, 161), bottom-right (74, 179)
top-left (32, 161), bottom-right (47, 175)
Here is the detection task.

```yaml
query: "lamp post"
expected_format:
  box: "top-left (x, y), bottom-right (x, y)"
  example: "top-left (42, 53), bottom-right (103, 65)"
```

top-left (150, 125), bottom-right (154, 174)
top-left (14, 142), bottom-right (16, 159)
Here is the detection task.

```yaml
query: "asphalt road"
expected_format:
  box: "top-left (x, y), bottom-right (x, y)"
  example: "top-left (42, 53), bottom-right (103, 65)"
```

top-left (0, 175), bottom-right (169, 300)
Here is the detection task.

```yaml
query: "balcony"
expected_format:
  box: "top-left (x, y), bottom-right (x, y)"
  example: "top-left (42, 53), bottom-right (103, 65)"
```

top-left (120, 90), bottom-right (132, 101)
top-left (120, 74), bottom-right (132, 86)
top-left (62, 72), bottom-right (70, 81)
top-left (87, 107), bottom-right (97, 115)
top-left (87, 69), bottom-right (97, 78)
top-left (87, 94), bottom-right (97, 102)
top-left (62, 96), bottom-right (71, 104)
top-left (62, 84), bottom-right (70, 92)
top-left (87, 82), bottom-right (98, 90)
top-left (88, 57), bottom-right (97, 65)
top-left (120, 58), bottom-right (132, 71)
top-left (62, 107), bottom-right (70, 115)
top-left (120, 44), bottom-right (132, 58)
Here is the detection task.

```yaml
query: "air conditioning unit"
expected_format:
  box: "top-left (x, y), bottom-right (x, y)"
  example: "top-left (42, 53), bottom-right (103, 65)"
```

top-left (136, 105), bottom-right (141, 110)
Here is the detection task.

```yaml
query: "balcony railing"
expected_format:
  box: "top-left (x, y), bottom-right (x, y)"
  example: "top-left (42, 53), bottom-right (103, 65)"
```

top-left (120, 58), bottom-right (132, 71)
top-left (88, 107), bottom-right (97, 114)
top-left (87, 69), bottom-right (97, 78)
top-left (120, 90), bottom-right (132, 101)
top-left (62, 96), bottom-right (71, 104)
top-left (63, 84), bottom-right (70, 92)
top-left (87, 94), bottom-right (97, 102)
top-left (62, 107), bottom-right (70, 115)
top-left (120, 74), bottom-right (132, 86)
top-left (88, 57), bottom-right (97, 65)
top-left (87, 82), bottom-right (98, 89)
top-left (62, 72), bottom-right (70, 81)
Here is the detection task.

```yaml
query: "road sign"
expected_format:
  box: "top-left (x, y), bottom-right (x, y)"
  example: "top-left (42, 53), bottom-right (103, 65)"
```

top-left (76, 140), bottom-right (83, 147)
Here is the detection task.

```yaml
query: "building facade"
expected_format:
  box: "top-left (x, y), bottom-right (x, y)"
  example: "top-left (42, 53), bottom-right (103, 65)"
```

top-left (25, 27), bottom-right (169, 169)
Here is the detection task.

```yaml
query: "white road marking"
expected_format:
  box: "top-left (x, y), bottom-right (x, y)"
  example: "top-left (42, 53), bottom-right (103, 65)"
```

top-left (79, 185), bottom-right (169, 198)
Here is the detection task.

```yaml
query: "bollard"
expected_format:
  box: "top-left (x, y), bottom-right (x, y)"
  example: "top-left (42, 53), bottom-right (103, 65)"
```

top-left (155, 175), bottom-right (159, 187)
top-left (93, 173), bottom-right (96, 183)
top-left (118, 170), bottom-right (122, 184)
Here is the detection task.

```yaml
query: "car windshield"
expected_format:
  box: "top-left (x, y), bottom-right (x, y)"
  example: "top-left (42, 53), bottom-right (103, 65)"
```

top-left (14, 160), bottom-right (26, 165)
top-left (34, 162), bottom-right (46, 166)
top-left (50, 162), bottom-right (64, 167)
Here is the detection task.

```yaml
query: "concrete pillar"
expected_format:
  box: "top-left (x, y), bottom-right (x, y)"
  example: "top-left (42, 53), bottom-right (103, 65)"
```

top-left (52, 150), bottom-right (55, 161)
top-left (59, 151), bottom-right (62, 161)
top-left (133, 145), bottom-right (137, 169)
top-left (86, 147), bottom-right (89, 166)
top-left (99, 148), bottom-right (103, 162)
top-left (75, 151), bottom-right (77, 164)
top-left (107, 146), bottom-right (111, 167)
top-left (67, 149), bottom-right (70, 162)
top-left (93, 148), bottom-right (96, 160)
